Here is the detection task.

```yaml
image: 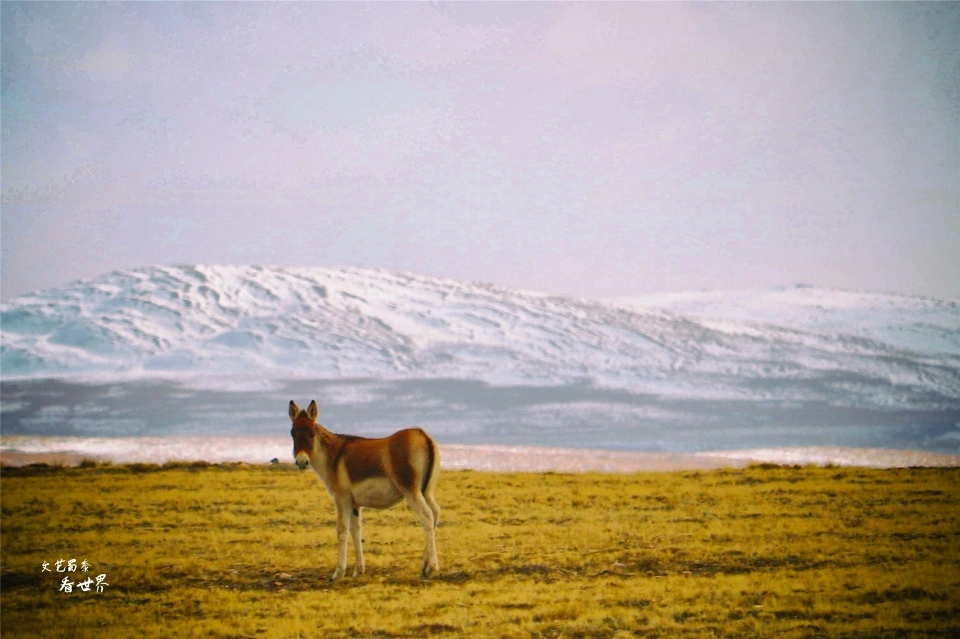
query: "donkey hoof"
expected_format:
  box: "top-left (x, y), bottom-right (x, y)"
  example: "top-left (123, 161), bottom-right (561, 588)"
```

top-left (421, 564), bottom-right (436, 579)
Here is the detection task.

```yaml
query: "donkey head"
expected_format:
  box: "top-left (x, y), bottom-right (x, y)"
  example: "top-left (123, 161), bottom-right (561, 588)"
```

top-left (289, 400), bottom-right (319, 470)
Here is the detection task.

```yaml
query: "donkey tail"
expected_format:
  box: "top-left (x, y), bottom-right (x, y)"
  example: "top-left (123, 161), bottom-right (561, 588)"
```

top-left (421, 431), bottom-right (440, 496)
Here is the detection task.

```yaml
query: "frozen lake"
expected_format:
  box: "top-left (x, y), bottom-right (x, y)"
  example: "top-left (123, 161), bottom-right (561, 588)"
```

top-left (2, 377), bottom-right (958, 463)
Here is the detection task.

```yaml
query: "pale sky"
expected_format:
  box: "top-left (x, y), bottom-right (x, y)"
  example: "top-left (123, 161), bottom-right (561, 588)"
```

top-left (2, 2), bottom-right (958, 301)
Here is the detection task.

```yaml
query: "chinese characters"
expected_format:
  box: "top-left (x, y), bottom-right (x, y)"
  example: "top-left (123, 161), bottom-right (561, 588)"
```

top-left (59, 573), bottom-right (108, 593)
top-left (41, 558), bottom-right (108, 594)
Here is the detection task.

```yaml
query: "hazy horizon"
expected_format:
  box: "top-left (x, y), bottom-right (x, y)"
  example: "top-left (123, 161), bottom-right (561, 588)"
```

top-left (3, 2), bottom-right (958, 302)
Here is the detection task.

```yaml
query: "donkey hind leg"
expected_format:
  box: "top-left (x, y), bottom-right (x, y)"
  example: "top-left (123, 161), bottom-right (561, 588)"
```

top-left (350, 507), bottom-right (365, 577)
top-left (405, 491), bottom-right (439, 578)
top-left (425, 490), bottom-right (441, 530)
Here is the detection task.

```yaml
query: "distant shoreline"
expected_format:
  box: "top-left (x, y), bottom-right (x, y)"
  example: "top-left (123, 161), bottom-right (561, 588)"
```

top-left (2, 437), bottom-right (958, 471)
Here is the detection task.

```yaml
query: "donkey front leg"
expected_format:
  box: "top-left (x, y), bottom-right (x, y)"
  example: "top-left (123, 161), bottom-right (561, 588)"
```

top-left (330, 501), bottom-right (350, 582)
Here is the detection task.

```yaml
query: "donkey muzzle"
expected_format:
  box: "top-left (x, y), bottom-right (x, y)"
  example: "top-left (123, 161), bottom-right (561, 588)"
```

top-left (294, 452), bottom-right (310, 470)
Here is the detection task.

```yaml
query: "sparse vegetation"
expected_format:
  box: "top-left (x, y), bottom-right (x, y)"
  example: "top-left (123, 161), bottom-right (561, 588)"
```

top-left (2, 462), bottom-right (958, 638)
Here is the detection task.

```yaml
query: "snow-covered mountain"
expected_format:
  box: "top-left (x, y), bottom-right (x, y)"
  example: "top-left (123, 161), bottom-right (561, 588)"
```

top-left (2, 265), bottom-right (959, 411)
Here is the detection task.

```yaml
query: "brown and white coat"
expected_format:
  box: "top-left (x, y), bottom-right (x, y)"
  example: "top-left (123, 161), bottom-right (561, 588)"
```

top-left (289, 400), bottom-right (441, 580)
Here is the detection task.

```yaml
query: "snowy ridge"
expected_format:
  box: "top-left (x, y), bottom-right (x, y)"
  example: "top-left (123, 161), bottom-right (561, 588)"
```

top-left (2, 265), bottom-right (959, 410)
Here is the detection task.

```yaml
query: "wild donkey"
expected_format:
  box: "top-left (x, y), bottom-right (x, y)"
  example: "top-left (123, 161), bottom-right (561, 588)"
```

top-left (288, 400), bottom-right (441, 580)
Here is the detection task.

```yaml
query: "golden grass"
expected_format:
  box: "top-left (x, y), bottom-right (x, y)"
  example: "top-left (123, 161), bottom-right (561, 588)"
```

top-left (2, 462), bottom-right (959, 638)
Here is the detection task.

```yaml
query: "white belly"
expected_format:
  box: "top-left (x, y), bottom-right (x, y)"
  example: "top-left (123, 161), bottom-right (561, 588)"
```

top-left (351, 478), bottom-right (403, 509)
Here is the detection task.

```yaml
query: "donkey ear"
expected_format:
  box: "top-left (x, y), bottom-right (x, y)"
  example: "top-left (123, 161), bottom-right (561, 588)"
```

top-left (307, 400), bottom-right (319, 421)
top-left (289, 401), bottom-right (300, 421)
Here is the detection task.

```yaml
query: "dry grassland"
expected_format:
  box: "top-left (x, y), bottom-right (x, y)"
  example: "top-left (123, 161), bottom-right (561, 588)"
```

top-left (1, 462), bottom-right (958, 638)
